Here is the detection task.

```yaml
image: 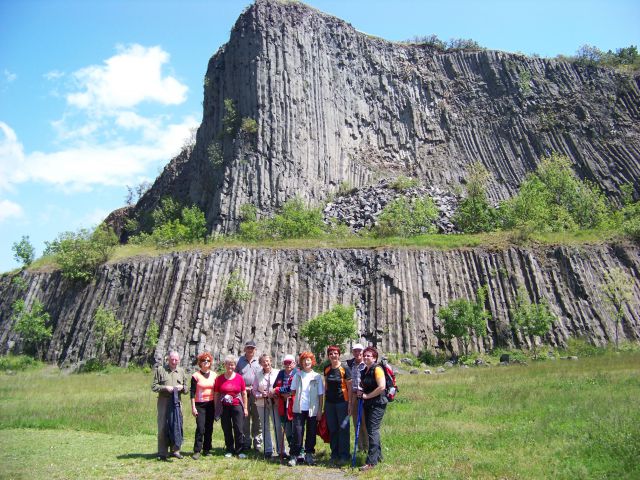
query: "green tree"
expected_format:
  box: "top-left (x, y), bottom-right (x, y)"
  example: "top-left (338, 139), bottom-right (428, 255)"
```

top-left (47, 224), bottom-right (118, 282)
top-left (93, 306), bottom-right (124, 363)
top-left (12, 235), bottom-right (35, 267)
top-left (131, 198), bottom-right (207, 247)
top-left (453, 162), bottom-right (498, 233)
top-left (437, 286), bottom-right (490, 356)
top-left (501, 153), bottom-right (610, 232)
top-left (11, 299), bottom-right (52, 358)
top-left (299, 305), bottom-right (358, 360)
top-left (270, 198), bottom-right (324, 239)
top-left (510, 286), bottom-right (556, 359)
top-left (222, 98), bottom-right (240, 137)
top-left (373, 196), bottom-right (438, 237)
top-left (600, 268), bottom-right (633, 350)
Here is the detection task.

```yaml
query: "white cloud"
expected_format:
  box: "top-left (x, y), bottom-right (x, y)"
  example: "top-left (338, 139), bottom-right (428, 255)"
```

top-left (3, 69), bottom-right (17, 83)
top-left (67, 44), bottom-right (188, 112)
top-left (0, 199), bottom-right (24, 223)
top-left (0, 117), bottom-right (198, 192)
top-left (0, 122), bottom-right (27, 190)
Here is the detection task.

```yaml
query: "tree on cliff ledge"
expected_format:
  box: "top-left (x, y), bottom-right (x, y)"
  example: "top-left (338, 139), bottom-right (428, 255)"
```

top-left (300, 304), bottom-right (358, 360)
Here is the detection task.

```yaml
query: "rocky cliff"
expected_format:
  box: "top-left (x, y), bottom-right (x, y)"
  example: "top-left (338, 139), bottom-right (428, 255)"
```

top-left (1, 244), bottom-right (638, 366)
top-left (114, 0), bottom-right (639, 236)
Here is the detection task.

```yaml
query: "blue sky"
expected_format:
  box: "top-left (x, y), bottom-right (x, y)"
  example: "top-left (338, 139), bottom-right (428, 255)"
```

top-left (1, 0), bottom-right (639, 273)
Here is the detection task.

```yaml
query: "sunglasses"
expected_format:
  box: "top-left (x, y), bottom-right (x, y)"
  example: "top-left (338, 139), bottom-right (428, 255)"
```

top-left (283, 360), bottom-right (293, 365)
top-left (200, 360), bottom-right (211, 364)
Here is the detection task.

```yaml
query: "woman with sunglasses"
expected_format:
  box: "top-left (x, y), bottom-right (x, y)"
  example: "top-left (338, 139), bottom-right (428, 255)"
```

top-left (357, 346), bottom-right (387, 472)
top-left (272, 354), bottom-right (298, 459)
top-left (190, 352), bottom-right (215, 459)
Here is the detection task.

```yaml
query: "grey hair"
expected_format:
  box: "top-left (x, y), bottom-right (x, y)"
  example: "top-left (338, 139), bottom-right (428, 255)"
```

top-left (168, 351), bottom-right (180, 359)
top-left (224, 354), bottom-right (237, 365)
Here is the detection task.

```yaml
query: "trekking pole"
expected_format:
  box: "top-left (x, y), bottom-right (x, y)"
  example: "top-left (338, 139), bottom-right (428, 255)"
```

top-left (263, 396), bottom-right (268, 459)
top-left (351, 397), bottom-right (363, 468)
top-left (269, 397), bottom-right (279, 462)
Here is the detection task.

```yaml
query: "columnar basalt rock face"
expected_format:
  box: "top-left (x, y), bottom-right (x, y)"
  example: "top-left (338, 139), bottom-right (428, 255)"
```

top-left (120, 0), bottom-right (639, 236)
top-left (1, 245), bottom-right (638, 366)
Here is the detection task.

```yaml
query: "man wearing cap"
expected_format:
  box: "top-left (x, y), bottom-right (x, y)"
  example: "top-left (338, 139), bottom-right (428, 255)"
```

top-left (236, 340), bottom-right (262, 451)
top-left (346, 343), bottom-right (368, 452)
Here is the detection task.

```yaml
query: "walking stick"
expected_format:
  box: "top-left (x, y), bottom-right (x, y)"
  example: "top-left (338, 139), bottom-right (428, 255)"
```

top-left (351, 398), bottom-right (363, 468)
top-left (269, 397), bottom-right (280, 462)
top-left (263, 397), bottom-right (268, 459)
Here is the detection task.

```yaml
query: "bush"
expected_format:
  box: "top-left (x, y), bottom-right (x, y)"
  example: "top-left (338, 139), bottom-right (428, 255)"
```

top-left (93, 306), bottom-right (123, 363)
top-left (418, 350), bottom-right (448, 366)
top-left (453, 162), bottom-right (498, 233)
top-left (46, 224), bottom-right (118, 282)
top-left (222, 98), bottom-right (240, 137)
top-left (437, 286), bottom-right (490, 356)
top-left (238, 198), bottom-right (325, 241)
top-left (500, 153), bottom-right (611, 232)
top-left (224, 271), bottom-right (253, 305)
top-left (240, 117), bottom-right (258, 134)
top-left (390, 175), bottom-right (420, 191)
top-left (510, 286), bottom-right (556, 358)
top-left (144, 321), bottom-right (159, 355)
top-left (11, 299), bottom-right (52, 358)
top-left (129, 198), bottom-right (207, 247)
top-left (373, 196), bottom-right (438, 237)
top-left (0, 354), bottom-right (43, 371)
top-left (299, 304), bottom-right (358, 360)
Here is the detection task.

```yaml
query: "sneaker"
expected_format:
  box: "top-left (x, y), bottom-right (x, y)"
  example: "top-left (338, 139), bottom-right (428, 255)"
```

top-left (304, 453), bottom-right (315, 466)
top-left (157, 455), bottom-right (168, 462)
top-left (224, 452), bottom-right (233, 458)
top-left (360, 464), bottom-right (375, 472)
top-left (238, 453), bottom-right (247, 459)
top-left (171, 452), bottom-right (183, 459)
top-left (202, 450), bottom-right (211, 457)
top-left (287, 457), bottom-right (297, 467)
top-left (192, 452), bottom-right (201, 460)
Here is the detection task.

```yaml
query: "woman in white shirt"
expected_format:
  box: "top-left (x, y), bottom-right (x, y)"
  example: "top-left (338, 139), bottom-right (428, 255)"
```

top-left (288, 351), bottom-right (324, 466)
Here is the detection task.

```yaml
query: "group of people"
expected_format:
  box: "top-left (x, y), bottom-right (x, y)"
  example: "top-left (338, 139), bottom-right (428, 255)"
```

top-left (151, 341), bottom-right (389, 471)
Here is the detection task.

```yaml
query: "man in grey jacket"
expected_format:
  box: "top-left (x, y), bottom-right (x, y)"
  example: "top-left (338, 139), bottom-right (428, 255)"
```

top-left (152, 350), bottom-right (188, 460)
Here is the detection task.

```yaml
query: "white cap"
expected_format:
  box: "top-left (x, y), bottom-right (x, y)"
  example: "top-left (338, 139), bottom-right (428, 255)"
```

top-left (283, 354), bottom-right (295, 363)
top-left (352, 343), bottom-right (364, 351)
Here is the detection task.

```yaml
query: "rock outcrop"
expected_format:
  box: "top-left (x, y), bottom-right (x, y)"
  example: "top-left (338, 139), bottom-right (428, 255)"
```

top-left (117, 0), bottom-right (639, 237)
top-left (1, 244), bottom-right (638, 366)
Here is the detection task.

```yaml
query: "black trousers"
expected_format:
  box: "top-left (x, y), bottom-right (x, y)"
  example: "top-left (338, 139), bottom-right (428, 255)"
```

top-left (193, 401), bottom-right (214, 453)
top-left (291, 410), bottom-right (317, 457)
top-left (364, 401), bottom-right (386, 466)
top-left (221, 404), bottom-right (245, 454)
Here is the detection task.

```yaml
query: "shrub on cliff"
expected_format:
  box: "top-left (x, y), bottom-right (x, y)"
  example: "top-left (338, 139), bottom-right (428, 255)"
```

top-left (437, 286), bottom-right (490, 356)
top-left (45, 224), bottom-right (118, 282)
top-left (499, 153), bottom-right (611, 232)
top-left (453, 162), bottom-right (499, 233)
top-left (510, 286), bottom-right (556, 359)
top-left (238, 198), bottom-right (325, 241)
top-left (129, 198), bottom-right (207, 247)
top-left (373, 196), bottom-right (438, 237)
top-left (11, 299), bottom-right (52, 358)
top-left (12, 235), bottom-right (35, 267)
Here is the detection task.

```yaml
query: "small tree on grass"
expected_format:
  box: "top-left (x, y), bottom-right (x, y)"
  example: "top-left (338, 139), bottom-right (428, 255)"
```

top-left (11, 299), bottom-right (52, 358)
top-left (299, 305), bottom-right (358, 360)
top-left (510, 286), bottom-right (556, 359)
top-left (93, 306), bottom-right (123, 363)
top-left (12, 235), bottom-right (35, 267)
top-left (600, 268), bottom-right (633, 350)
top-left (437, 286), bottom-right (490, 356)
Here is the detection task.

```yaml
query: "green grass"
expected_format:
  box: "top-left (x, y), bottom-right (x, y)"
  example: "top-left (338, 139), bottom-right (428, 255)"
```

top-left (1, 352), bottom-right (638, 479)
top-left (21, 227), bottom-right (629, 275)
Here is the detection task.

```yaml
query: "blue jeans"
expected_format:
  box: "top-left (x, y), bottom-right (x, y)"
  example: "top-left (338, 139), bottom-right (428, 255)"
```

top-left (325, 401), bottom-right (350, 461)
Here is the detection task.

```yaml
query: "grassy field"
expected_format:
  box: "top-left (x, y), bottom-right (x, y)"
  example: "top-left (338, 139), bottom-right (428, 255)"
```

top-left (1, 352), bottom-right (639, 479)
